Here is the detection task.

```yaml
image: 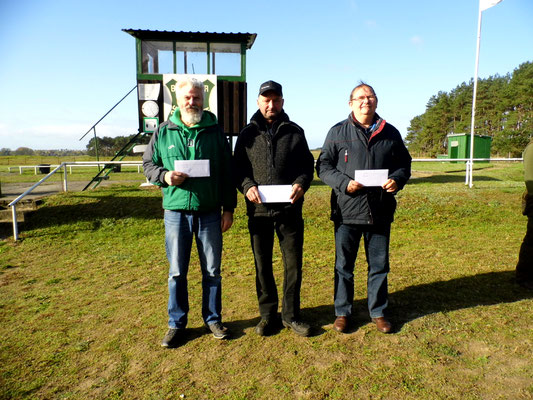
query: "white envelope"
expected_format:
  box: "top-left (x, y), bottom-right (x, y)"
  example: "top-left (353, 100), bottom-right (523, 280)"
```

top-left (258, 185), bottom-right (292, 203)
top-left (174, 160), bottom-right (210, 177)
top-left (353, 169), bottom-right (389, 187)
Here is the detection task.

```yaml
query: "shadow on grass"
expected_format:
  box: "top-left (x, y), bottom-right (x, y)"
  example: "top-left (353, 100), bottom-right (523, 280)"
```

top-left (389, 270), bottom-right (532, 329)
top-left (409, 174), bottom-right (501, 184)
top-left (297, 270), bottom-right (532, 335)
top-left (158, 317), bottom-right (280, 347)
top-left (13, 192), bottom-right (164, 234)
top-left (161, 325), bottom-right (249, 348)
top-left (0, 223), bottom-right (13, 240)
top-left (173, 270), bottom-right (531, 340)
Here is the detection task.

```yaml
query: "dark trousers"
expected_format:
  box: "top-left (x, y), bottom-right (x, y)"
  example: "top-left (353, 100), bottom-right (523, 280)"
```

top-left (516, 215), bottom-right (533, 282)
top-left (248, 213), bottom-right (304, 322)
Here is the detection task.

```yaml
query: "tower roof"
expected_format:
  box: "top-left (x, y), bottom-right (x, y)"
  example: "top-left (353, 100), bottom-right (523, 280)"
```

top-left (123, 29), bottom-right (257, 49)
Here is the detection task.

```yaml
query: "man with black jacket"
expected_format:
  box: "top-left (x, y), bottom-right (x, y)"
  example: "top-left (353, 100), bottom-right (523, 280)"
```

top-left (234, 80), bottom-right (315, 337)
top-left (316, 82), bottom-right (411, 334)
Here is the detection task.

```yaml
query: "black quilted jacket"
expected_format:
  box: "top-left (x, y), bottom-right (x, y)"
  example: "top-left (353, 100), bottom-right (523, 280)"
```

top-left (234, 110), bottom-right (314, 217)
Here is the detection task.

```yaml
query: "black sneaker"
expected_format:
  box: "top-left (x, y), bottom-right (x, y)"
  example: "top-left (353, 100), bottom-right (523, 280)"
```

top-left (161, 328), bottom-right (183, 348)
top-left (207, 322), bottom-right (229, 339)
top-left (255, 318), bottom-right (279, 336)
top-left (282, 319), bottom-right (311, 337)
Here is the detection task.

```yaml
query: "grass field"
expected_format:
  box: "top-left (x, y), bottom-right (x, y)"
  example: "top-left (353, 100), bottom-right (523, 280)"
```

top-left (0, 155), bottom-right (145, 185)
top-left (1, 161), bottom-right (531, 399)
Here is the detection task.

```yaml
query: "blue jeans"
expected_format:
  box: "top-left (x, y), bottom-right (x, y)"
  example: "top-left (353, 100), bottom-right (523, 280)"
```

top-left (164, 210), bottom-right (223, 329)
top-left (334, 223), bottom-right (391, 319)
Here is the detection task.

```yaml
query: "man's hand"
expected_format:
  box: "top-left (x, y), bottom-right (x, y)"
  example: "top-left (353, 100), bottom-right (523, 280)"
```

top-left (221, 211), bottom-right (233, 233)
top-left (290, 184), bottom-right (304, 204)
top-left (382, 179), bottom-right (398, 193)
top-left (246, 186), bottom-right (262, 204)
top-left (164, 171), bottom-right (188, 186)
top-left (346, 180), bottom-right (364, 194)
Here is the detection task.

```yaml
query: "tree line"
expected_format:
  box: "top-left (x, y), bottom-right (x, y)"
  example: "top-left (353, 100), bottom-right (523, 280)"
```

top-left (0, 147), bottom-right (87, 157)
top-left (405, 61), bottom-right (532, 158)
top-left (85, 134), bottom-right (144, 157)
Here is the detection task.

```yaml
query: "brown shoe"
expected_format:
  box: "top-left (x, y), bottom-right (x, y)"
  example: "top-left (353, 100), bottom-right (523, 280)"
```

top-left (333, 316), bottom-right (348, 333)
top-left (372, 317), bottom-right (392, 334)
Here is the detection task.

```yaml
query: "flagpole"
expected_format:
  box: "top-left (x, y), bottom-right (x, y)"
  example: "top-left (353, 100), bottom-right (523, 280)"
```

top-left (468, 6), bottom-right (483, 188)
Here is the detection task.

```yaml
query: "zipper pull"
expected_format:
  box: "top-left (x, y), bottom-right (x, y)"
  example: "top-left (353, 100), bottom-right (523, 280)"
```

top-left (344, 149), bottom-right (348, 163)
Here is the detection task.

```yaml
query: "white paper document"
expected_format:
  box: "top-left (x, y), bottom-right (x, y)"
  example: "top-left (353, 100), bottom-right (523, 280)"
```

top-left (353, 169), bottom-right (389, 187)
top-left (174, 160), bottom-right (210, 177)
top-left (258, 185), bottom-right (292, 203)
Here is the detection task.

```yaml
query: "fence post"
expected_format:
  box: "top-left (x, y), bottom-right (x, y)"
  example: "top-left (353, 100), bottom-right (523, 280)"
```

top-left (11, 205), bottom-right (18, 241)
top-left (63, 163), bottom-right (68, 191)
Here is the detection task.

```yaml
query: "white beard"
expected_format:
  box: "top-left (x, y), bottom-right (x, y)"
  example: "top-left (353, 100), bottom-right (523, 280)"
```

top-left (181, 108), bottom-right (203, 126)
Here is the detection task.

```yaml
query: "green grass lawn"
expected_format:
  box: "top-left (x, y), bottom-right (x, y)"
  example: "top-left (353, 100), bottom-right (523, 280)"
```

top-left (1, 161), bottom-right (531, 399)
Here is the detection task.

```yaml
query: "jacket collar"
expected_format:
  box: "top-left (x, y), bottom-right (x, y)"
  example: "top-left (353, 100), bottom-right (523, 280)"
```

top-left (349, 112), bottom-right (386, 141)
top-left (250, 109), bottom-right (290, 133)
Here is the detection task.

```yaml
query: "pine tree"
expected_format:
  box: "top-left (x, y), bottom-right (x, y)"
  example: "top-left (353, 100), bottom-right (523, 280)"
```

top-left (406, 61), bottom-right (532, 157)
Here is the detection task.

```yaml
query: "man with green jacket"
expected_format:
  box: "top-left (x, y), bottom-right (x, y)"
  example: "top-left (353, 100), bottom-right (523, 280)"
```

top-left (143, 77), bottom-right (236, 348)
top-left (516, 140), bottom-right (533, 290)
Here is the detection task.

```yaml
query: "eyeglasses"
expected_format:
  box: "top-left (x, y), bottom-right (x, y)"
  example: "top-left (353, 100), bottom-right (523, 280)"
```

top-left (351, 96), bottom-right (376, 103)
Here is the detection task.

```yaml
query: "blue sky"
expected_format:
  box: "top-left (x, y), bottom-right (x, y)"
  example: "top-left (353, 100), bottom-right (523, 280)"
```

top-left (0, 0), bottom-right (531, 151)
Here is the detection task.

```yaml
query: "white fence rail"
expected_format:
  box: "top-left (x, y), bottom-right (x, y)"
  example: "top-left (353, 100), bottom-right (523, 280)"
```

top-left (411, 158), bottom-right (523, 162)
top-left (7, 163), bottom-right (143, 174)
top-left (7, 161), bottom-right (144, 241)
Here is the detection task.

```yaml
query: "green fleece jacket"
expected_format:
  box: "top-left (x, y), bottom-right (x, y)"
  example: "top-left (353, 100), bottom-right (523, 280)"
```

top-left (142, 109), bottom-right (236, 212)
top-left (524, 141), bottom-right (533, 194)
top-left (523, 141), bottom-right (533, 216)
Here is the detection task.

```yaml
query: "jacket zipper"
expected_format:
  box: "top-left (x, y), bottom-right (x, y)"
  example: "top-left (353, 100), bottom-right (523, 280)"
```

top-left (264, 121), bottom-right (288, 218)
top-left (363, 126), bottom-right (374, 224)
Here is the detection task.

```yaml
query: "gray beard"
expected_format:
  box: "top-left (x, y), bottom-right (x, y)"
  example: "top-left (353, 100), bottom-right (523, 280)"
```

top-left (181, 109), bottom-right (203, 126)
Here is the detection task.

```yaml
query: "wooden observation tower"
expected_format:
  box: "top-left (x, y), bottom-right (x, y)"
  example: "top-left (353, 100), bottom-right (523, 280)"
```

top-left (122, 29), bottom-right (257, 138)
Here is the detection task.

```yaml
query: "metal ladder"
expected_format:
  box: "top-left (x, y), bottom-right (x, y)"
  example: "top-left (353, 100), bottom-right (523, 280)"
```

top-left (82, 131), bottom-right (149, 191)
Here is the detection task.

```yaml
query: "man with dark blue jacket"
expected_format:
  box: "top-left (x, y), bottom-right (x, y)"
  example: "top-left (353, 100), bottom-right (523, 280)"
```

top-left (316, 82), bottom-right (411, 334)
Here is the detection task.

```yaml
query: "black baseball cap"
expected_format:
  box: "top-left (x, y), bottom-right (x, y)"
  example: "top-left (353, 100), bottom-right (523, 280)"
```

top-left (258, 80), bottom-right (283, 97)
